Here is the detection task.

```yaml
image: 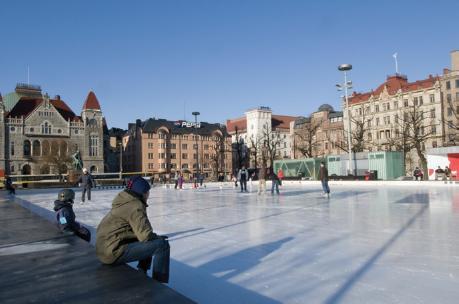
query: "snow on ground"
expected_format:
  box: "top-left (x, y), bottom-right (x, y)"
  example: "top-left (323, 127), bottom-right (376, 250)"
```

top-left (14, 182), bottom-right (459, 304)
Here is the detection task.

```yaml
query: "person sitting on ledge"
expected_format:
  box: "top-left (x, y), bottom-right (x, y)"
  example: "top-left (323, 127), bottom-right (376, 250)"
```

top-left (54, 189), bottom-right (91, 242)
top-left (96, 176), bottom-right (170, 283)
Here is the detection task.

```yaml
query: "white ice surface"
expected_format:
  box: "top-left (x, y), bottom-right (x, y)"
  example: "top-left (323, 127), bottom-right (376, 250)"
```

top-left (13, 182), bottom-right (459, 304)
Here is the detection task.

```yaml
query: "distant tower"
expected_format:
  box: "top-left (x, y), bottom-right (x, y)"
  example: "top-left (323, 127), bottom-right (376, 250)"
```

top-left (0, 93), bottom-right (5, 173)
top-left (81, 91), bottom-right (105, 173)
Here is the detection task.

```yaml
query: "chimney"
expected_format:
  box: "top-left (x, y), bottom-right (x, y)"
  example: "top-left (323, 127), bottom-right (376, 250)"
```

top-left (451, 50), bottom-right (459, 71)
top-left (136, 119), bottom-right (142, 127)
top-left (55, 95), bottom-right (61, 100)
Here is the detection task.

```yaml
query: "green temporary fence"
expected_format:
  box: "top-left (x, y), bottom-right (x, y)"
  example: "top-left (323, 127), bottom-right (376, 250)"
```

top-left (368, 151), bottom-right (404, 180)
top-left (273, 158), bottom-right (324, 180)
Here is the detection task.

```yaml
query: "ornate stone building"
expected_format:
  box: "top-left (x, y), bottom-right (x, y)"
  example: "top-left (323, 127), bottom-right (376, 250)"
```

top-left (0, 84), bottom-right (105, 175)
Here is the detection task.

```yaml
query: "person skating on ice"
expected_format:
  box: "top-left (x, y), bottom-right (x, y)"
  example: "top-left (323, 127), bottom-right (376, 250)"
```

top-left (319, 162), bottom-right (330, 198)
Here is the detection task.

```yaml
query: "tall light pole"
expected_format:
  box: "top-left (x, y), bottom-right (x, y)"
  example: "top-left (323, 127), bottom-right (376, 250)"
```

top-left (118, 142), bottom-right (123, 179)
top-left (337, 64), bottom-right (354, 175)
top-left (192, 111), bottom-right (200, 187)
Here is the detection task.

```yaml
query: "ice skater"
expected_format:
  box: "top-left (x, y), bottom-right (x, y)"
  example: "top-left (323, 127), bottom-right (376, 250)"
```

top-left (4, 175), bottom-right (15, 195)
top-left (238, 166), bottom-right (249, 192)
top-left (78, 168), bottom-right (95, 204)
top-left (54, 189), bottom-right (91, 242)
top-left (319, 161), bottom-right (330, 198)
top-left (270, 169), bottom-right (280, 195)
top-left (96, 176), bottom-right (170, 283)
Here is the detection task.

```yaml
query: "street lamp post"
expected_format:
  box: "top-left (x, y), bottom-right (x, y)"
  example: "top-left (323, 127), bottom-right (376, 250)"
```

top-left (337, 64), bottom-right (354, 176)
top-left (118, 142), bottom-right (123, 179)
top-left (192, 111), bottom-right (200, 187)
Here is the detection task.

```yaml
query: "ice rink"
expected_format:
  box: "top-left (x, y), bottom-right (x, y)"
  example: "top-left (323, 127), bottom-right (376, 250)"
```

top-left (14, 182), bottom-right (459, 304)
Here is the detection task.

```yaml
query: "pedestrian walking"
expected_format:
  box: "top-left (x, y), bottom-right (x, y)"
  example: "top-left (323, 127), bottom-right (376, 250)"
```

top-left (78, 168), bottom-right (95, 204)
top-left (238, 166), bottom-right (249, 192)
top-left (319, 162), bottom-right (330, 198)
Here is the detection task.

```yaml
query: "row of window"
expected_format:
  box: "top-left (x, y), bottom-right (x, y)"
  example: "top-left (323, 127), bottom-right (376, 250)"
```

top-left (355, 94), bottom-right (437, 116)
top-left (146, 142), bottom-right (227, 150)
top-left (445, 79), bottom-right (459, 90)
top-left (146, 162), bottom-right (228, 170)
top-left (147, 133), bottom-right (222, 141)
top-left (147, 152), bottom-right (227, 160)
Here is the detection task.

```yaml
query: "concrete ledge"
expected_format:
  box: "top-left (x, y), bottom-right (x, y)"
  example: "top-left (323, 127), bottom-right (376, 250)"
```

top-left (0, 195), bottom-right (196, 304)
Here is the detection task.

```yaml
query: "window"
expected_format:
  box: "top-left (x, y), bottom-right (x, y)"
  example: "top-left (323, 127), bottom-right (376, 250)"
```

top-left (148, 153), bottom-right (154, 159)
top-left (375, 105), bottom-right (379, 112)
top-left (148, 163), bottom-right (154, 169)
top-left (456, 79), bottom-right (459, 88)
top-left (420, 96), bottom-right (423, 105)
top-left (395, 114), bottom-right (399, 122)
top-left (404, 99), bottom-right (409, 107)
top-left (182, 153), bottom-right (188, 159)
top-left (160, 143), bottom-right (166, 149)
top-left (376, 118), bottom-right (380, 126)
top-left (204, 154), bottom-right (209, 159)
top-left (447, 94), bottom-right (452, 103)
top-left (448, 107), bottom-right (453, 116)
top-left (89, 135), bottom-right (99, 156)
top-left (170, 153), bottom-right (176, 159)
top-left (393, 101), bottom-right (398, 109)
top-left (193, 144), bottom-right (198, 149)
top-left (10, 141), bottom-right (14, 156)
top-left (385, 130), bottom-right (391, 139)
top-left (367, 120), bottom-right (372, 127)
top-left (161, 163), bottom-right (167, 169)
top-left (204, 144), bottom-right (209, 150)
top-left (193, 153), bottom-right (197, 160)
top-left (23, 140), bottom-right (31, 156)
top-left (446, 81), bottom-right (451, 90)
top-left (414, 97), bottom-right (418, 106)
top-left (368, 132), bottom-right (372, 140)
top-left (182, 163), bottom-right (188, 169)
top-left (432, 126), bottom-right (437, 135)
top-left (387, 103), bottom-right (390, 111)
top-left (41, 122), bottom-right (52, 134)
top-left (430, 94), bottom-right (435, 103)
top-left (182, 144), bottom-right (188, 150)
top-left (456, 92), bottom-right (459, 101)
top-left (284, 142), bottom-right (287, 148)
top-left (148, 142), bottom-right (154, 149)
top-left (431, 109), bottom-right (436, 118)
top-left (158, 153), bottom-right (165, 159)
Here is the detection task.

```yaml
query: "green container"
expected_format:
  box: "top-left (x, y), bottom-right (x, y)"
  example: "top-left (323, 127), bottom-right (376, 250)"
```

top-left (368, 151), bottom-right (404, 180)
top-left (273, 158), bottom-right (324, 180)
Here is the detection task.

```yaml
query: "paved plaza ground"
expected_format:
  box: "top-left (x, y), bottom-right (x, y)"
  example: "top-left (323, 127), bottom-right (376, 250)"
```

top-left (12, 182), bottom-right (459, 304)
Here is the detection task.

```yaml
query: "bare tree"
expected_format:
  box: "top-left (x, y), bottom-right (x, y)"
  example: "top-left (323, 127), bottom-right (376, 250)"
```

top-left (443, 97), bottom-right (459, 145)
top-left (232, 126), bottom-right (248, 171)
top-left (259, 123), bottom-right (283, 168)
top-left (294, 118), bottom-right (321, 158)
top-left (335, 108), bottom-right (374, 153)
top-left (210, 133), bottom-right (230, 179)
top-left (390, 105), bottom-right (434, 178)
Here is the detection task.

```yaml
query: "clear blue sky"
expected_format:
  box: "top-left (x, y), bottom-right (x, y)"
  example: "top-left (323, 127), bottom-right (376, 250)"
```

top-left (1, 0), bottom-right (458, 129)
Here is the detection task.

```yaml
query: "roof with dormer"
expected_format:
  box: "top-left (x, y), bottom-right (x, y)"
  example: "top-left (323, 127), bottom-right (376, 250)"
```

top-left (349, 74), bottom-right (440, 105)
top-left (82, 91), bottom-right (101, 110)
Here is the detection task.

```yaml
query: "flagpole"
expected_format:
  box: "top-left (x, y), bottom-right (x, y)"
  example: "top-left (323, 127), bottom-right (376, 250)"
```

top-left (393, 53), bottom-right (399, 74)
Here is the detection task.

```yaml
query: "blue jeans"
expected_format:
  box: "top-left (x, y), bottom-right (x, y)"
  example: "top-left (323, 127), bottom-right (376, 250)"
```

top-left (116, 239), bottom-right (170, 283)
top-left (271, 180), bottom-right (279, 194)
top-left (321, 179), bottom-right (330, 194)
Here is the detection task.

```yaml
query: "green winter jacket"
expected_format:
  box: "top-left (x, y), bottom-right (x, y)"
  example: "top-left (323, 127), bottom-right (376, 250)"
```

top-left (96, 190), bottom-right (157, 264)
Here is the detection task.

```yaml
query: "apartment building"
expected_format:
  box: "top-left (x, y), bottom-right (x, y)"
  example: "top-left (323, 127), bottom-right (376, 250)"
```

top-left (122, 118), bottom-right (232, 178)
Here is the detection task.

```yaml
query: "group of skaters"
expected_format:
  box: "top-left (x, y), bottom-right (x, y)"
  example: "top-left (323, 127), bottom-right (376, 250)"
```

top-left (233, 161), bottom-right (330, 197)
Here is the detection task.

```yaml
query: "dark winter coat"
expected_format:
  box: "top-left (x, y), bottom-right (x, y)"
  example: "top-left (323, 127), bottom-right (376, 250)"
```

top-left (54, 200), bottom-right (78, 232)
top-left (270, 172), bottom-right (279, 182)
top-left (96, 190), bottom-right (158, 264)
top-left (5, 177), bottom-right (14, 189)
top-left (78, 173), bottom-right (94, 188)
top-left (319, 166), bottom-right (328, 181)
top-left (238, 169), bottom-right (248, 181)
